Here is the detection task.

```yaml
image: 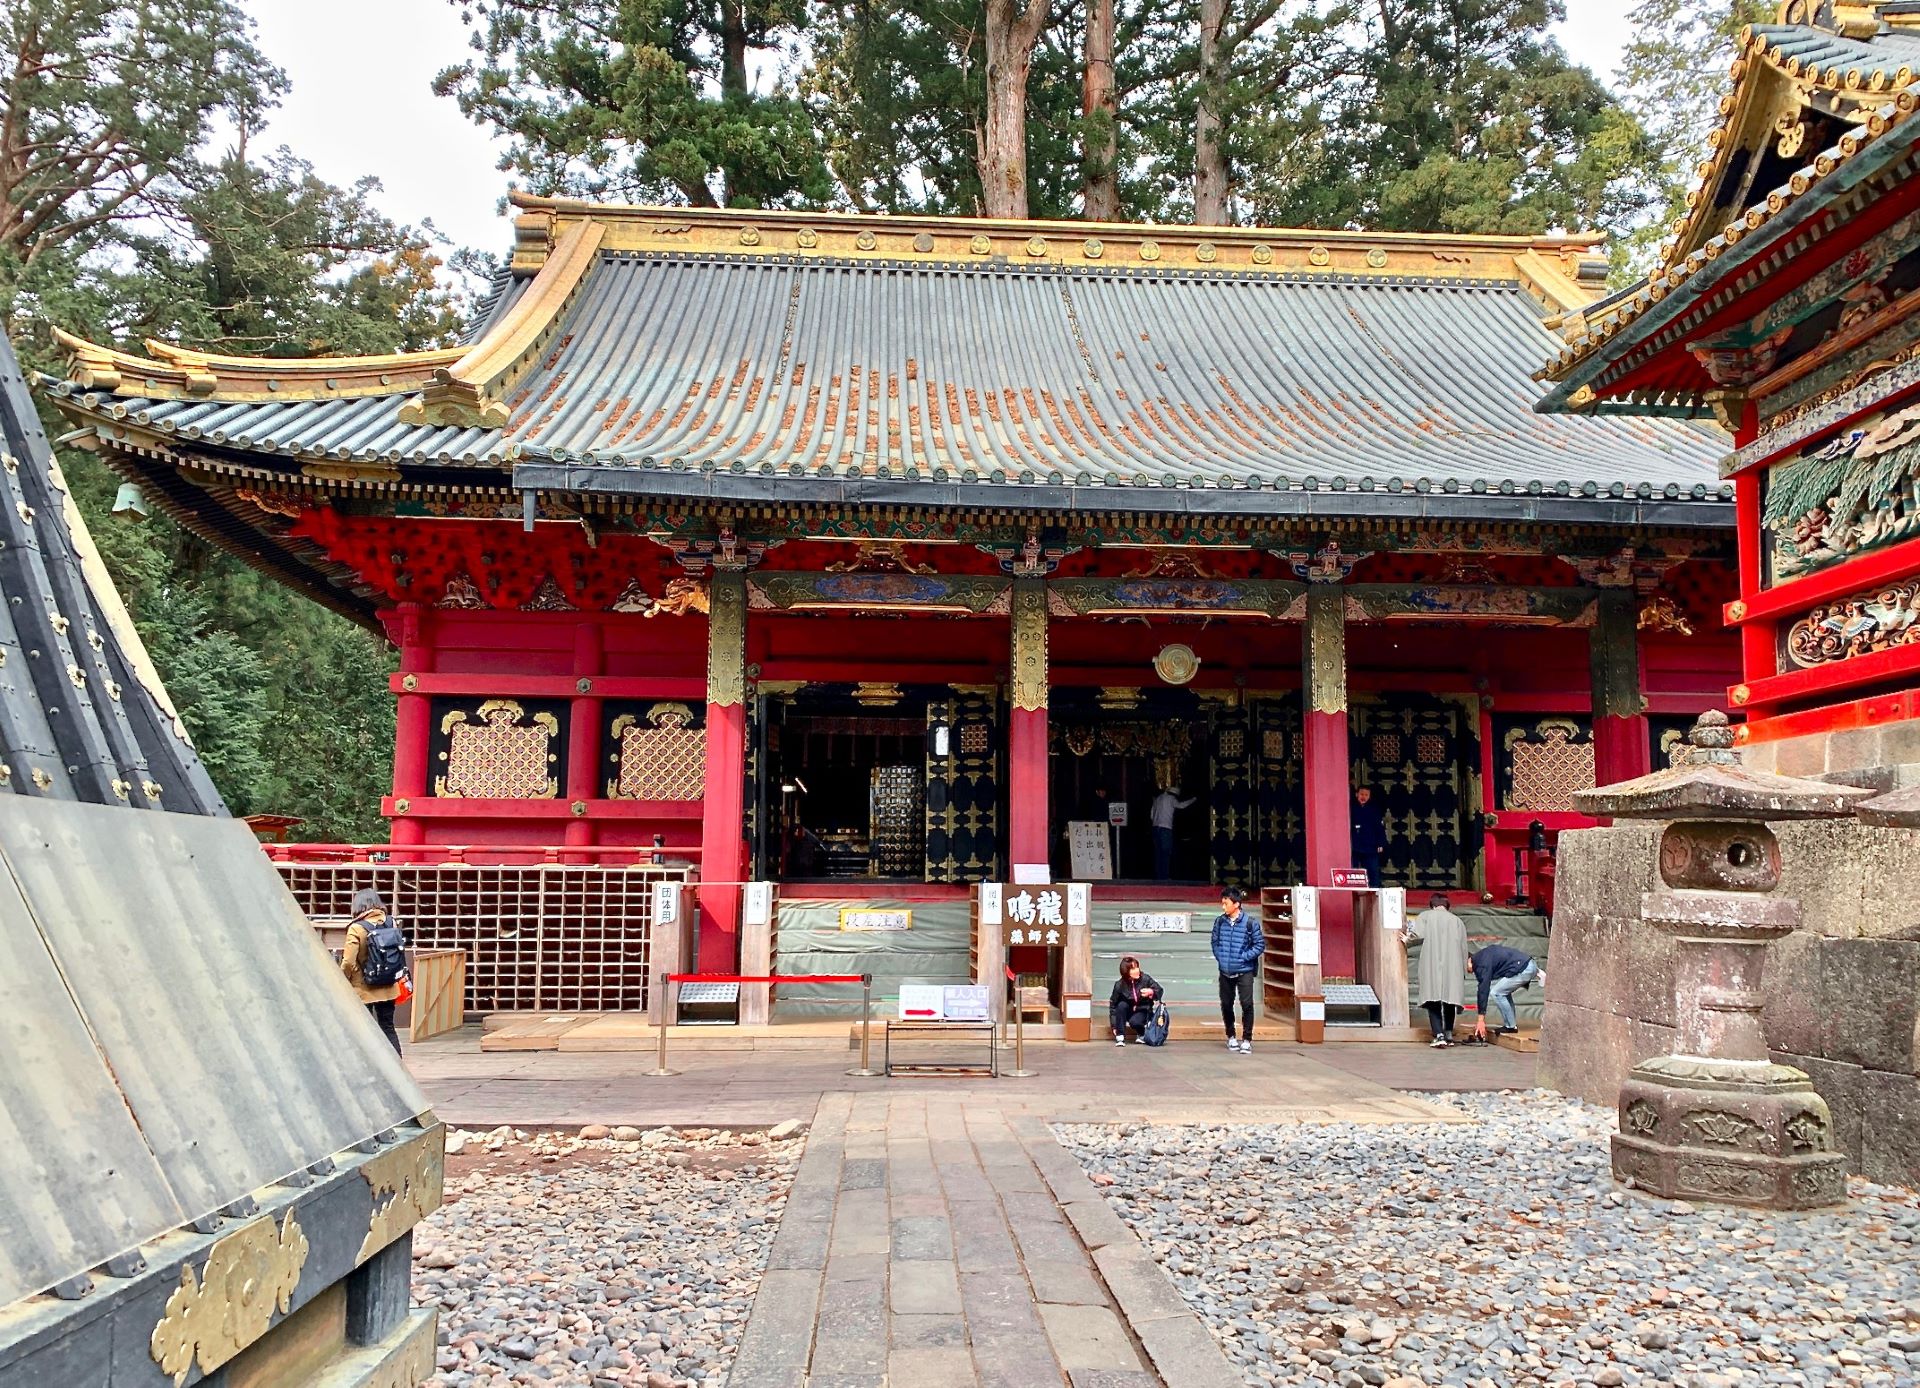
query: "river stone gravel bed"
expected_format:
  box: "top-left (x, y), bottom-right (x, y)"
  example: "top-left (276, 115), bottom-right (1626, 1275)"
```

top-left (415, 1123), bottom-right (802, 1387)
top-left (1058, 1091), bottom-right (1920, 1388)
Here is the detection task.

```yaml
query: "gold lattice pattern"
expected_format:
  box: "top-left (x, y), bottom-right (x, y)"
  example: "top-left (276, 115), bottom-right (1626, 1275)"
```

top-left (1262, 729), bottom-right (1287, 760)
top-left (611, 704), bottom-right (706, 801)
top-left (1370, 732), bottom-right (1402, 765)
top-left (1415, 733), bottom-right (1448, 765)
top-left (959, 724), bottom-right (990, 755)
top-left (1507, 724), bottom-right (1595, 812)
top-left (438, 700), bottom-right (558, 798)
top-left (1218, 729), bottom-right (1245, 758)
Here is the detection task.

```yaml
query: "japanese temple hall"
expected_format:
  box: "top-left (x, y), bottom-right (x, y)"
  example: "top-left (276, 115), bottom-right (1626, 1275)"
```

top-left (44, 196), bottom-right (1740, 1003)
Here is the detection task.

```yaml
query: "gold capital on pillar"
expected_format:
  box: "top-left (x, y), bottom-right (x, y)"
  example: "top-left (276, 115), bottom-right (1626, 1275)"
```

top-left (1011, 578), bottom-right (1048, 713)
top-left (707, 572), bottom-right (747, 708)
top-left (1305, 585), bottom-right (1347, 715)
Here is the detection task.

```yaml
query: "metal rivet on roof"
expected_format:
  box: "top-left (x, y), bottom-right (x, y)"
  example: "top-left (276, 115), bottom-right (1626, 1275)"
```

top-left (266, 379), bottom-right (279, 391)
top-left (1414, 480), bottom-right (1431, 493)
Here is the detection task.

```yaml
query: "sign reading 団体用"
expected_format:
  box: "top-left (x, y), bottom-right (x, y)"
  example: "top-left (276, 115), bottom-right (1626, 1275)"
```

top-left (840, 908), bottom-right (912, 932)
top-left (1119, 910), bottom-right (1191, 934)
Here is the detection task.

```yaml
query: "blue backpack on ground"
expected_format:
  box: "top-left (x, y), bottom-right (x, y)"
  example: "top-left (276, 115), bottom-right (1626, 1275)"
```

top-left (359, 920), bottom-right (408, 987)
top-left (1141, 1001), bottom-right (1171, 1047)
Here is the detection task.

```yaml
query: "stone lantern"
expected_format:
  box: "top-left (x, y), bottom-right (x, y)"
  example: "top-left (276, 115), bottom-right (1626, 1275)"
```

top-left (1573, 711), bottom-right (1869, 1210)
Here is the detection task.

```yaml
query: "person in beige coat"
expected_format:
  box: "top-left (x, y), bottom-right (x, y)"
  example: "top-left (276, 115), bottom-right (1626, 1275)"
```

top-left (342, 887), bottom-right (404, 1054)
top-left (1403, 893), bottom-right (1468, 1048)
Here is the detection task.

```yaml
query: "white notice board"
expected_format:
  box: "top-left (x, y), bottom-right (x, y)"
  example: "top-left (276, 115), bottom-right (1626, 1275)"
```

top-left (1067, 821), bottom-right (1114, 880)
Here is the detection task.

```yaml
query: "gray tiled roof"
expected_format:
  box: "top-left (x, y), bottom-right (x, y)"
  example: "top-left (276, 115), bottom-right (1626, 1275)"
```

top-left (0, 332), bottom-right (224, 814)
top-left (48, 252), bottom-right (1730, 502)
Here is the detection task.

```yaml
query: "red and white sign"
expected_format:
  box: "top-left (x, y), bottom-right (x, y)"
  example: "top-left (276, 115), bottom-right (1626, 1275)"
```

top-left (1330, 867), bottom-right (1371, 888)
top-left (1107, 802), bottom-right (1129, 826)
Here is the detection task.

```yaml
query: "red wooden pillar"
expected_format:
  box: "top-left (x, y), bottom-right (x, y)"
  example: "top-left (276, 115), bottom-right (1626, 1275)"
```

top-left (565, 620), bottom-right (604, 852)
top-left (1591, 590), bottom-right (1651, 788)
top-left (698, 572), bottom-right (748, 972)
top-left (391, 603), bottom-right (432, 849)
top-left (1302, 585), bottom-right (1354, 976)
top-left (1008, 579), bottom-right (1049, 872)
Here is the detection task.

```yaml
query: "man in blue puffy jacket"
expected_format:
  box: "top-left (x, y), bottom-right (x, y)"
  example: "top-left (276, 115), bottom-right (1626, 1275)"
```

top-left (1210, 887), bottom-right (1265, 1054)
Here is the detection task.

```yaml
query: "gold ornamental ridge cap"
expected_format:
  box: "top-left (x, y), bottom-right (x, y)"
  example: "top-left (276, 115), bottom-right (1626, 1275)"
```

top-left (50, 325), bottom-right (467, 403)
top-left (508, 188), bottom-right (1606, 262)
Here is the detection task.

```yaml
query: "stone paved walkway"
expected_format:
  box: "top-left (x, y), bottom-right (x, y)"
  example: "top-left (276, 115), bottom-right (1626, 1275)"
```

top-left (406, 1034), bottom-right (1530, 1386)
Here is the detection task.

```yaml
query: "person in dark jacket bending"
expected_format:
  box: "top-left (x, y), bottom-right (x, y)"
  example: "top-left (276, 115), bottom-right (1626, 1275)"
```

top-left (1210, 887), bottom-right (1265, 1053)
top-left (1468, 943), bottom-right (1544, 1040)
top-left (1109, 955), bottom-right (1165, 1045)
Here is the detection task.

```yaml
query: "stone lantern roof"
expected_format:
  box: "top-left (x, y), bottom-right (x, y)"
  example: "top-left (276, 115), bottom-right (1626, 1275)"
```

top-left (1574, 711), bottom-right (1872, 820)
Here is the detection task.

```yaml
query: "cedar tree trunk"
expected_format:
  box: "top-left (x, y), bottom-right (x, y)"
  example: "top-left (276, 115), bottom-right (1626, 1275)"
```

top-left (981, 0), bottom-right (1051, 218)
top-left (1082, 0), bottom-right (1119, 220)
top-left (1194, 0), bottom-right (1230, 225)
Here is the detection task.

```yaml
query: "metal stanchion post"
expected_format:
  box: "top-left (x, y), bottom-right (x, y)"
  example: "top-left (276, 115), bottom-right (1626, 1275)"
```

top-left (1004, 967), bottom-right (1035, 1079)
top-left (847, 972), bottom-right (881, 1077)
top-left (647, 970), bottom-right (680, 1077)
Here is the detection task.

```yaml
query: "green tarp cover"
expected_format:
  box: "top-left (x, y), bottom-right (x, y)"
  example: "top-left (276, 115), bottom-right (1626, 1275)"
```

top-left (773, 897), bottom-right (974, 1019)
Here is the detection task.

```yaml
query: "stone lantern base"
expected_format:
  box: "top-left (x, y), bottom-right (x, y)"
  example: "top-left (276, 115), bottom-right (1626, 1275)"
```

top-left (1610, 1055), bottom-right (1848, 1209)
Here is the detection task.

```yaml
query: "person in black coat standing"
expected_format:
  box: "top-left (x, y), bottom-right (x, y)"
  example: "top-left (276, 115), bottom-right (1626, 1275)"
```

top-left (1351, 786), bottom-right (1389, 886)
top-left (1108, 955), bottom-right (1165, 1045)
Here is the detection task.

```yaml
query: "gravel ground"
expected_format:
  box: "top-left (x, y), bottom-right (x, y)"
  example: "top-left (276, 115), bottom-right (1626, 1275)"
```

top-left (1058, 1091), bottom-right (1920, 1388)
top-left (415, 1122), bottom-right (804, 1387)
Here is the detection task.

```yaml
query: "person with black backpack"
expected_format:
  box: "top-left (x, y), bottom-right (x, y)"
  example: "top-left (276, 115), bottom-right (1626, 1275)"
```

top-left (342, 888), bottom-right (408, 1056)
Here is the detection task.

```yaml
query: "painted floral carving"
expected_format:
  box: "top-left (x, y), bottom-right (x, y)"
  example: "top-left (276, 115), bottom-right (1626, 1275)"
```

top-left (1786, 579), bottom-right (1920, 667)
top-left (1766, 400), bottom-right (1920, 580)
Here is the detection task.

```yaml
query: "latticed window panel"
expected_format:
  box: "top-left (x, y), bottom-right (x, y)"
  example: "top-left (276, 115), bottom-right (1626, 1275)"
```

top-left (432, 698), bottom-right (563, 799)
top-left (1496, 717), bottom-right (1596, 813)
top-left (1370, 731), bottom-right (1402, 766)
top-left (1414, 733), bottom-right (1448, 765)
top-left (613, 727), bottom-right (705, 800)
top-left (278, 862), bottom-right (690, 1013)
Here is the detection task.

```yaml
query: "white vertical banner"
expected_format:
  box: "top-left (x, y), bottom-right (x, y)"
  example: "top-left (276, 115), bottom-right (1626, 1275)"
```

top-left (1065, 882), bottom-right (1090, 927)
top-left (653, 881), bottom-right (682, 926)
top-left (1292, 886), bottom-right (1320, 967)
top-left (979, 881), bottom-right (1004, 924)
top-left (742, 881), bottom-right (774, 927)
top-left (1380, 887), bottom-right (1405, 934)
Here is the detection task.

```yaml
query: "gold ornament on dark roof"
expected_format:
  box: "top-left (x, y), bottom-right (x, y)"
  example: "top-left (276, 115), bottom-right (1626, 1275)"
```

top-left (1251, 244), bottom-right (1273, 265)
top-left (796, 228), bottom-right (819, 248)
top-left (1195, 242), bottom-right (1217, 263)
top-left (1084, 238), bottom-right (1104, 259)
top-left (969, 234), bottom-right (992, 255)
top-left (855, 229), bottom-right (877, 251)
top-left (739, 227), bottom-right (761, 246)
top-left (1139, 240), bottom-right (1160, 261)
top-left (1026, 236), bottom-right (1049, 257)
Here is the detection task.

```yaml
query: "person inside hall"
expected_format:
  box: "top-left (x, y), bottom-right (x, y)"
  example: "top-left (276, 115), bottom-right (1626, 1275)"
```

top-left (1403, 893), bottom-right (1468, 1047)
top-left (1350, 785), bottom-right (1388, 886)
top-left (1211, 887), bottom-right (1265, 1054)
top-left (1150, 785), bottom-right (1197, 881)
top-left (1108, 955), bottom-right (1165, 1045)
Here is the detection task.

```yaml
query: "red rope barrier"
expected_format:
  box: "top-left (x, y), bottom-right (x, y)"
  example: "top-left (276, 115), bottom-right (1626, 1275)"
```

top-left (665, 972), bottom-right (866, 985)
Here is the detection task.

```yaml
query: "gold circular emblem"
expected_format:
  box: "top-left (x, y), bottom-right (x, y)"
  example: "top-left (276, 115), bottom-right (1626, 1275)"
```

top-left (1084, 238), bottom-right (1103, 259)
top-left (1730, 683), bottom-right (1751, 706)
top-left (1727, 600), bottom-right (1748, 621)
top-left (1153, 644), bottom-right (1201, 685)
top-left (571, 800), bottom-right (587, 816)
top-left (1139, 240), bottom-right (1160, 261)
top-left (1026, 236), bottom-right (1049, 257)
top-left (796, 228), bottom-right (819, 248)
top-left (969, 234), bottom-right (992, 255)
top-left (1195, 242), bottom-right (1217, 263)
top-left (1366, 248), bottom-right (1388, 268)
top-left (739, 227), bottom-right (761, 246)
top-left (1251, 244), bottom-right (1273, 265)
top-left (855, 229), bottom-right (877, 251)
top-left (913, 232), bottom-right (935, 253)
top-left (401, 674), bottom-right (418, 691)
top-left (393, 798), bottom-right (410, 815)
top-left (1309, 245), bottom-right (1331, 266)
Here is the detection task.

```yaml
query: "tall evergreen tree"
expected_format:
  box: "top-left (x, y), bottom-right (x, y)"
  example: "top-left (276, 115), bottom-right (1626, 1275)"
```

top-left (436, 0), bottom-right (834, 207)
top-left (1613, 0), bottom-right (1770, 275)
top-left (2, 3), bottom-right (471, 839)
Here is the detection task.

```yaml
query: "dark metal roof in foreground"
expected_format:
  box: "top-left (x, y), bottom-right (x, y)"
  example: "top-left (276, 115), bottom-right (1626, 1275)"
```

top-left (0, 333), bottom-right (222, 813)
top-left (42, 199), bottom-right (1731, 510)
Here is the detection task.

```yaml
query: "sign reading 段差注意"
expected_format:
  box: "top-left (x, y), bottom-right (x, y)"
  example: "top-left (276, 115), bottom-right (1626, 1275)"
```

top-left (1119, 911), bottom-right (1190, 933)
top-left (841, 908), bottom-right (912, 932)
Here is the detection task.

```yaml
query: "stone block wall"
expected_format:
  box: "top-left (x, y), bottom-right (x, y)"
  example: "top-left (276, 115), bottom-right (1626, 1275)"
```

top-left (1540, 819), bottom-right (1920, 1188)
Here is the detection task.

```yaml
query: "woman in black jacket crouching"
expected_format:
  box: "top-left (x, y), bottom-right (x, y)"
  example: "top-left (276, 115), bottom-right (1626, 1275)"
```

top-left (1109, 955), bottom-right (1165, 1045)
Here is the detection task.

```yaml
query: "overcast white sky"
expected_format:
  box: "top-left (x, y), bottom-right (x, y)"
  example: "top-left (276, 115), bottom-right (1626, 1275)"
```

top-left (240, 0), bottom-right (1637, 258)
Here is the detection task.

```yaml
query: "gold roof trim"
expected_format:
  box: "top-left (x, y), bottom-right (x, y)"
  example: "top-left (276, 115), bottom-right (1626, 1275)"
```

top-left (507, 190), bottom-right (1608, 294)
top-left (397, 218), bottom-right (606, 430)
top-left (52, 326), bottom-right (466, 403)
top-left (1538, 69), bottom-right (1920, 392)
